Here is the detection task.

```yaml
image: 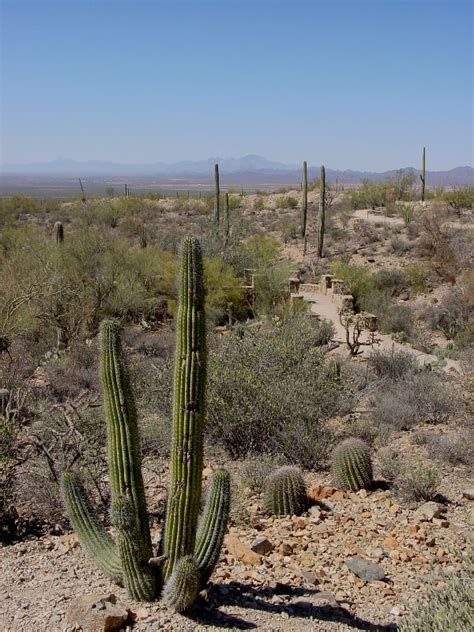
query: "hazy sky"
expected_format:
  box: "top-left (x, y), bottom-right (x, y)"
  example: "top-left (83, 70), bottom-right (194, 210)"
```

top-left (1, 0), bottom-right (472, 170)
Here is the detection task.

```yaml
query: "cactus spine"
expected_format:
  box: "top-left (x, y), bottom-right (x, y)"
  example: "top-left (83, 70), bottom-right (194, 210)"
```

top-left (317, 165), bottom-right (326, 258)
top-left (214, 163), bottom-right (220, 229)
top-left (54, 221), bottom-right (64, 244)
top-left (420, 147), bottom-right (426, 202)
top-left (195, 469), bottom-right (231, 586)
top-left (264, 466), bottom-right (307, 516)
top-left (62, 472), bottom-right (122, 584)
top-left (301, 160), bottom-right (308, 238)
top-left (224, 192), bottom-right (230, 246)
top-left (163, 237), bottom-right (207, 580)
top-left (331, 438), bottom-right (373, 492)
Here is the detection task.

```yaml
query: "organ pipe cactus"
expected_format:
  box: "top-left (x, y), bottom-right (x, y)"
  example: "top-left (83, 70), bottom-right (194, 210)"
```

top-left (224, 192), bottom-right (230, 246)
top-left (54, 221), bottom-right (64, 244)
top-left (264, 466), bottom-right (307, 516)
top-left (317, 165), bottom-right (326, 258)
top-left (331, 438), bottom-right (373, 492)
top-left (62, 236), bottom-right (230, 610)
top-left (301, 160), bottom-right (308, 239)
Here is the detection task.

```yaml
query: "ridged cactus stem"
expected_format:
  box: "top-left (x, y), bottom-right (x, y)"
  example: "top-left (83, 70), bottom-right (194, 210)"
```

top-left (163, 237), bottom-right (207, 581)
top-left (420, 147), bottom-right (426, 202)
top-left (62, 472), bottom-right (122, 584)
top-left (224, 193), bottom-right (230, 246)
top-left (112, 496), bottom-right (156, 601)
top-left (265, 466), bottom-right (307, 516)
top-left (195, 469), bottom-right (230, 586)
top-left (332, 438), bottom-right (373, 492)
top-left (317, 165), bottom-right (326, 258)
top-left (54, 221), bottom-right (64, 244)
top-left (162, 555), bottom-right (199, 612)
top-left (100, 321), bottom-right (154, 587)
top-left (214, 163), bottom-right (220, 228)
top-left (301, 161), bottom-right (308, 238)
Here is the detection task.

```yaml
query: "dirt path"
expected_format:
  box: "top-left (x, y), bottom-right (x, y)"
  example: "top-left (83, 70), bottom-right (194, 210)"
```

top-left (299, 288), bottom-right (460, 372)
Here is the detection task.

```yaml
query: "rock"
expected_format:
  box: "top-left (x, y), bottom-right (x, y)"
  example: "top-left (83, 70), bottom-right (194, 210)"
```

top-left (300, 570), bottom-right (318, 585)
top-left (462, 489), bottom-right (474, 501)
top-left (307, 485), bottom-right (336, 503)
top-left (383, 535), bottom-right (397, 550)
top-left (370, 547), bottom-right (385, 561)
top-left (67, 594), bottom-right (130, 632)
top-left (399, 291), bottom-right (409, 301)
top-left (332, 490), bottom-right (344, 501)
top-left (345, 557), bottom-right (386, 582)
top-left (390, 606), bottom-right (404, 616)
top-left (280, 543), bottom-right (293, 555)
top-left (308, 506), bottom-right (322, 522)
top-left (415, 502), bottom-right (446, 522)
top-left (225, 536), bottom-right (262, 565)
top-left (250, 536), bottom-right (273, 555)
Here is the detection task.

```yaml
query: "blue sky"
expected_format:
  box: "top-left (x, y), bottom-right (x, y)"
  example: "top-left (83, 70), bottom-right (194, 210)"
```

top-left (1, 0), bottom-right (472, 170)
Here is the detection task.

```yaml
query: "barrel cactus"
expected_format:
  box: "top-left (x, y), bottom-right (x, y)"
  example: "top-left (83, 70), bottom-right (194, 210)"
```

top-left (62, 237), bottom-right (230, 610)
top-left (264, 466), bottom-right (307, 516)
top-left (331, 438), bottom-right (373, 491)
top-left (54, 221), bottom-right (64, 244)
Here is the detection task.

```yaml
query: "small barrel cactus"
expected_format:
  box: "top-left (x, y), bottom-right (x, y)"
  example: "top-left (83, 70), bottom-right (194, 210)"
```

top-left (331, 438), bottom-right (373, 492)
top-left (264, 466), bottom-right (307, 516)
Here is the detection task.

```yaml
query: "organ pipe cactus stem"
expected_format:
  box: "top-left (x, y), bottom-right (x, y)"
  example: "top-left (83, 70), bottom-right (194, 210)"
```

top-left (163, 236), bottom-right (207, 580)
top-left (162, 555), bottom-right (199, 613)
top-left (224, 192), bottom-right (230, 246)
top-left (54, 221), bottom-right (64, 244)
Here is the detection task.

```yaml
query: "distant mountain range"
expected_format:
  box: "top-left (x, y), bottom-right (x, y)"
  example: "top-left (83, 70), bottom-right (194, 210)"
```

top-left (2, 155), bottom-right (473, 185)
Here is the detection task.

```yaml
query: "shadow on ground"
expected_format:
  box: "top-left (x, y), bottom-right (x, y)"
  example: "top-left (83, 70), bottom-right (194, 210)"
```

top-left (186, 581), bottom-right (396, 630)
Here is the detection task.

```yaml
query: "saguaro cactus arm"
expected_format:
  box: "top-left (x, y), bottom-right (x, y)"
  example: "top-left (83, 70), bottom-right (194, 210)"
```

top-left (62, 472), bottom-right (122, 584)
top-left (195, 468), bottom-right (231, 586)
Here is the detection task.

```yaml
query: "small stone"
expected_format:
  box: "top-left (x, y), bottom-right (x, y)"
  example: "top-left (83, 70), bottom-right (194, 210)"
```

top-left (250, 536), bottom-right (273, 555)
top-left (462, 489), bottom-right (474, 501)
top-left (332, 490), bottom-right (344, 501)
top-left (300, 570), bottom-right (318, 585)
top-left (370, 548), bottom-right (385, 561)
top-left (280, 543), bottom-right (293, 555)
top-left (225, 536), bottom-right (262, 565)
top-left (309, 506), bottom-right (322, 522)
top-left (432, 518), bottom-right (450, 528)
top-left (383, 535), bottom-right (397, 550)
top-left (391, 606), bottom-right (404, 616)
top-left (307, 485), bottom-right (336, 502)
top-left (415, 502), bottom-right (445, 522)
top-left (67, 594), bottom-right (129, 632)
top-left (345, 557), bottom-right (386, 582)
top-left (389, 503), bottom-right (400, 515)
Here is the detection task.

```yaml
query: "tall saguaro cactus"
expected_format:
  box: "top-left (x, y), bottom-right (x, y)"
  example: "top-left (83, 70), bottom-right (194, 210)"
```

top-left (420, 147), bottom-right (426, 202)
top-left (224, 192), bottom-right (230, 246)
top-left (214, 163), bottom-right (220, 228)
top-left (63, 237), bottom-right (230, 610)
top-left (301, 161), bottom-right (308, 239)
top-left (317, 165), bottom-right (326, 258)
top-left (163, 236), bottom-right (207, 579)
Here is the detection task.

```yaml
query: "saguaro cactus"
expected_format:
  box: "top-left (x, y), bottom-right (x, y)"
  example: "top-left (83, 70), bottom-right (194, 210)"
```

top-left (54, 221), bottom-right (64, 244)
top-left (420, 147), bottom-right (426, 202)
top-left (163, 236), bottom-right (207, 580)
top-left (214, 163), bottom-right (220, 228)
top-left (301, 160), bottom-right (308, 239)
top-left (317, 165), bottom-right (326, 258)
top-left (224, 192), bottom-right (230, 246)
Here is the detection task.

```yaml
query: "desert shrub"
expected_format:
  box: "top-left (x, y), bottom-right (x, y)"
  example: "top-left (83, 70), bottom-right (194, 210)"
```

top-left (276, 195), bottom-right (298, 209)
top-left (397, 202), bottom-right (415, 225)
top-left (206, 315), bottom-right (353, 468)
top-left (376, 448), bottom-right (404, 482)
top-left (372, 269), bottom-right (406, 297)
top-left (424, 277), bottom-right (474, 344)
top-left (406, 220), bottom-right (421, 240)
top-left (389, 236), bottom-right (412, 255)
top-left (370, 373), bottom-right (455, 432)
top-left (404, 263), bottom-right (429, 293)
top-left (442, 186), bottom-right (474, 216)
top-left (313, 318), bottom-right (336, 346)
top-left (399, 569), bottom-right (474, 632)
top-left (367, 348), bottom-right (417, 381)
top-left (427, 431), bottom-right (474, 467)
top-left (253, 196), bottom-right (264, 212)
top-left (242, 454), bottom-right (286, 493)
top-left (353, 220), bottom-right (380, 245)
top-left (396, 460), bottom-right (440, 502)
top-left (381, 304), bottom-right (414, 336)
top-left (330, 261), bottom-right (374, 308)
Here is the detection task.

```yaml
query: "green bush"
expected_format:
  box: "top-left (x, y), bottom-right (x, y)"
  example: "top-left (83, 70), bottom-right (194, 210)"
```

top-left (206, 315), bottom-right (353, 468)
